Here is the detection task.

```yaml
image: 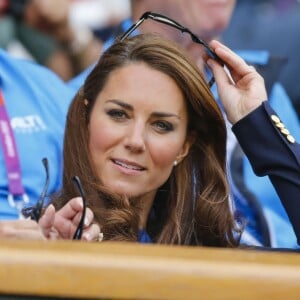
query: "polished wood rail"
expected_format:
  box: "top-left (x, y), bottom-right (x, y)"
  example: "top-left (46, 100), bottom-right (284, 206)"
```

top-left (0, 240), bottom-right (299, 299)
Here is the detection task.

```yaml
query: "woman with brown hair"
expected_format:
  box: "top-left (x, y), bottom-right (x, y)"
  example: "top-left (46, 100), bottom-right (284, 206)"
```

top-left (54, 34), bottom-right (300, 247)
top-left (51, 33), bottom-right (272, 247)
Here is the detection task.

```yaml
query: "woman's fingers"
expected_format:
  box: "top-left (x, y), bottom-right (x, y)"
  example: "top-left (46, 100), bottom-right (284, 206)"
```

top-left (207, 57), bottom-right (233, 91)
top-left (83, 207), bottom-right (94, 228)
top-left (0, 202), bottom-right (98, 242)
top-left (210, 40), bottom-right (251, 81)
top-left (38, 204), bottom-right (56, 238)
top-left (56, 197), bottom-right (83, 220)
top-left (0, 220), bottom-right (46, 240)
top-left (82, 223), bottom-right (101, 242)
top-left (208, 40), bottom-right (268, 124)
top-left (52, 197), bottom-right (96, 239)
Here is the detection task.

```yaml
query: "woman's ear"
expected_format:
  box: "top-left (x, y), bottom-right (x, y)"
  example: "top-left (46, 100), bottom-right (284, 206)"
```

top-left (177, 131), bottom-right (196, 163)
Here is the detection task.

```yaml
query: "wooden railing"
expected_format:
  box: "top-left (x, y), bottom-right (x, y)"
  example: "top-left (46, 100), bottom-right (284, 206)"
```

top-left (0, 240), bottom-right (300, 299)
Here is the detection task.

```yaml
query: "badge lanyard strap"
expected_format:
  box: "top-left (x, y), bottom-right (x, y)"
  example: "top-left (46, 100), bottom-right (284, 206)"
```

top-left (0, 90), bottom-right (29, 216)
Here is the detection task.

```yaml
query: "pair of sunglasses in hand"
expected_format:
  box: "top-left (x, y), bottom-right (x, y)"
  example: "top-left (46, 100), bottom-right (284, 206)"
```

top-left (22, 158), bottom-right (86, 240)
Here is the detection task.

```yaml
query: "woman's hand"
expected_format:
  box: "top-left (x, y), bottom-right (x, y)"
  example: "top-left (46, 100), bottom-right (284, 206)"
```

top-left (0, 219), bottom-right (46, 240)
top-left (207, 40), bottom-right (268, 124)
top-left (39, 197), bottom-right (101, 241)
top-left (0, 198), bottom-right (100, 241)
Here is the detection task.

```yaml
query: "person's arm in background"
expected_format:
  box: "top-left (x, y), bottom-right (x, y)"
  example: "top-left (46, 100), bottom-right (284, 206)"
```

top-left (24, 0), bottom-right (103, 74)
top-left (0, 198), bottom-right (100, 241)
top-left (208, 40), bottom-right (300, 245)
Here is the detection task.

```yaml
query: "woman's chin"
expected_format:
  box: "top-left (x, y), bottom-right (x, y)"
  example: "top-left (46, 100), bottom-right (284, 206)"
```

top-left (105, 182), bottom-right (140, 198)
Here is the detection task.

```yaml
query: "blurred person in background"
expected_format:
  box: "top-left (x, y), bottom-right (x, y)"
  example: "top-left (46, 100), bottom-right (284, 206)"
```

top-left (0, 0), bottom-right (104, 79)
top-left (24, 0), bottom-right (103, 76)
top-left (0, 47), bottom-right (74, 220)
top-left (70, 0), bottom-right (300, 248)
top-left (0, 0), bottom-right (74, 80)
top-left (0, 47), bottom-right (100, 242)
top-left (69, 0), bottom-right (131, 43)
top-left (223, 0), bottom-right (300, 117)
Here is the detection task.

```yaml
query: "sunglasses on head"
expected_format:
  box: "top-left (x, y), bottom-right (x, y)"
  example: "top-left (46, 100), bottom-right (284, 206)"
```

top-left (119, 11), bottom-right (225, 87)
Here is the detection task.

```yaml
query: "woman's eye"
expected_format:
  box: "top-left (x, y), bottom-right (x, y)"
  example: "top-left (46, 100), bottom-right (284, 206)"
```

top-left (153, 121), bottom-right (174, 132)
top-left (107, 109), bottom-right (128, 120)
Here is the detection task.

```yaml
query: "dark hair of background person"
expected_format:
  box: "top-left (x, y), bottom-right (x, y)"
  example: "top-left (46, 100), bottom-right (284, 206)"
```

top-left (52, 33), bottom-right (240, 247)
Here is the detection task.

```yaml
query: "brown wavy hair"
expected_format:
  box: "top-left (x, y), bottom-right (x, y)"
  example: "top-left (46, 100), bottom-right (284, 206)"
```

top-left (52, 33), bottom-right (240, 247)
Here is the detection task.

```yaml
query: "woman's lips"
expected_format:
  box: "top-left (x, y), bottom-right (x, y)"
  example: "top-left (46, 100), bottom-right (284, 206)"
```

top-left (112, 159), bottom-right (146, 172)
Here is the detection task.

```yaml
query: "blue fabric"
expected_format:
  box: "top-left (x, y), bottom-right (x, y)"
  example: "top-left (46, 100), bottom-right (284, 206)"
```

top-left (228, 51), bottom-right (300, 248)
top-left (68, 63), bottom-right (95, 90)
top-left (0, 49), bottom-right (75, 219)
top-left (243, 83), bottom-right (300, 248)
top-left (232, 102), bottom-right (300, 246)
top-left (229, 177), bottom-right (263, 246)
top-left (138, 229), bottom-right (152, 243)
top-left (235, 50), bottom-right (269, 65)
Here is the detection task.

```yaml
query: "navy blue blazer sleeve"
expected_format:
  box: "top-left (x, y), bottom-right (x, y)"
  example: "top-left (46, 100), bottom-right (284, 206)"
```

top-left (232, 101), bottom-right (300, 245)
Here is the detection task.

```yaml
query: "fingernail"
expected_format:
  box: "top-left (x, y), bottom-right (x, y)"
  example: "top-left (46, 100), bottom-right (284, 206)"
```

top-left (98, 232), bottom-right (104, 242)
top-left (48, 204), bottom-right (55, 211)
top-left (84, 217), bottom-right (89, 227)
top-left (83, 233), bottom-right (91, 241)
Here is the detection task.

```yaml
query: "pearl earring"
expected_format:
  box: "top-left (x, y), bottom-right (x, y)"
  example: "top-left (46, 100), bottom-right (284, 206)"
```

top-left (173, 160), bottom-right (178, 166)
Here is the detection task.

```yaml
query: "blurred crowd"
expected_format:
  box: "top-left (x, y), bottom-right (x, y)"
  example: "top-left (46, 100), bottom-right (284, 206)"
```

top-left (224, 0), bottom-right (300, 116)
top-left (0, 0), bottom-right (130, 79)
top-left (1, 0), bottom-right (299, 117)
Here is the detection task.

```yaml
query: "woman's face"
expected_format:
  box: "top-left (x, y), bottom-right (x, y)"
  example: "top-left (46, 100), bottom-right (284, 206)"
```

top-left (88, 62), bottom-right (192, 199)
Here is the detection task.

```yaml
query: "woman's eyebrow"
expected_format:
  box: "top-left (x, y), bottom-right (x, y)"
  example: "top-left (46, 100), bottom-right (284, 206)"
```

top-left (152, 112), bottom-right (181, 120)
top-left (105, 99), bottom-right (133, 110)
top-left (105, 99), bottom-right (181, 119)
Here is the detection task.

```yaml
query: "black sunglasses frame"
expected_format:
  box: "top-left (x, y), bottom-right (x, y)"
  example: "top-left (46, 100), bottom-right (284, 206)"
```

top-left (22, 161), bottom-right (86, 240)
top-left (72, 176), bottom-right (87, 240)
top-left (22, 157), bottom-right (49, 221)
top-left (119, 11), bottom-right (224, 87)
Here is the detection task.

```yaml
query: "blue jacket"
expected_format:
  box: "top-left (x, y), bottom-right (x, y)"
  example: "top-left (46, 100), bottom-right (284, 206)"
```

top-left (224, 51), bottom-right (300, 248)
top-left (233, 101), bottom-right (300, 246)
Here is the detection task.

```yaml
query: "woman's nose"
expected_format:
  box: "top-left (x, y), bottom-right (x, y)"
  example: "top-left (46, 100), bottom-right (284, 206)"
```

top-left (124, 123), bottom-right (146, 153)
